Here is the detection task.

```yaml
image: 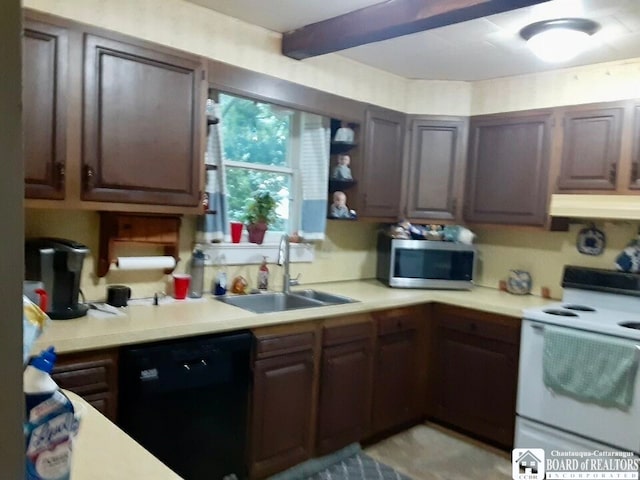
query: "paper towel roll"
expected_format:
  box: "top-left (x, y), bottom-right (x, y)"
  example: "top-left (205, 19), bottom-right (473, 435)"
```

top-left (115, 256), bottom-right (176, 270)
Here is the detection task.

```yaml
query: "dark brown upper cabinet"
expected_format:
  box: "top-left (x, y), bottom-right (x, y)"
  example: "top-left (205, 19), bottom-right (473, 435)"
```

top-left (360, 106), bottom-right (405, 219)
top-left (465, 113), bottom-right (552, 226)
top-left (23, 19), bottom-right (68, 200)
top-left (83, 34), bottom-right (204, 206)
top-left (406, 116), bottom-right (467, 221)
top-left (631, 104), bottom-right (640, 190)
top-left (558, 107), bottom-right (623, 191)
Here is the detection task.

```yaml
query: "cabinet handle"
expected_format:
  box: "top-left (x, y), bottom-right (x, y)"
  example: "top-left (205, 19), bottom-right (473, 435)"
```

top-left (84, 165), bottom-right (95, 191)
top-left (609, 163), bottom-right (617, 185)
top-left (632, 163), bottom-right (639, 184)
top-left (55, 162), bottom-right (65, 190)
top-left (451, 198), bottom-right (458, 214)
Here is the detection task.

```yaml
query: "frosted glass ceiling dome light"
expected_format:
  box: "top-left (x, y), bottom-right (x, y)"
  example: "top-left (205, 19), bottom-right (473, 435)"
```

top-left (520, 18), bottom-right (600, 63)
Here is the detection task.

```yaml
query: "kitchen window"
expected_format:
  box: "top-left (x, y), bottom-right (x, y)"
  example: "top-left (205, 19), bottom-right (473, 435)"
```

top-left (196, 91), bottom-right (329, 264)
top-left (219, 92), bottom-right (301, 243)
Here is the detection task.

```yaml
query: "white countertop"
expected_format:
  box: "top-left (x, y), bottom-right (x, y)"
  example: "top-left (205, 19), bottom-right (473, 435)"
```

top-left (67, 391), bottom-right (181, 480)
top-left (34, 280), bottom-right (555, 354)
top-left (39, 281), bottom-right (554, 480)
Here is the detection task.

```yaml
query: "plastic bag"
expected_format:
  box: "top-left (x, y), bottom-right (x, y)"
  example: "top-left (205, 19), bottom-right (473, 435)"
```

top-left (23, 295), bottom-right (49, 365)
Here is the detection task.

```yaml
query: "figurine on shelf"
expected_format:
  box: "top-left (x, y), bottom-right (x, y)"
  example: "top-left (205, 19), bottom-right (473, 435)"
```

top-left (332, 154), bottom-right (353, 180)
top-left (333, 122), bottom-right (355, 143)
top-left (329, 191), bottom-right (356, 219)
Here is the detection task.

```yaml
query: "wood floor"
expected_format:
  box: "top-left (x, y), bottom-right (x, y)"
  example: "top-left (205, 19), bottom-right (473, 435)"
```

top-left (364, 423), bottom-right (512, 480)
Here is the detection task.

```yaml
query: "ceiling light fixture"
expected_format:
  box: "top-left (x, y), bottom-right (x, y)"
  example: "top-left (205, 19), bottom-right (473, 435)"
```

top-left (519, 18), bottom-right (600, 63)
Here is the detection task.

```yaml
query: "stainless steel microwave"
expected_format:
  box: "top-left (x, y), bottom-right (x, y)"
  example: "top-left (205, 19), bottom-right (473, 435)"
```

top-left (376, 233), bottom-right (476, 290)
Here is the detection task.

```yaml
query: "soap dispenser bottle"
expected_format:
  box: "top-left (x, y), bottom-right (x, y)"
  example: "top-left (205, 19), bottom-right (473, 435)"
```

top-left (258, 257), bottom-right (269, 291)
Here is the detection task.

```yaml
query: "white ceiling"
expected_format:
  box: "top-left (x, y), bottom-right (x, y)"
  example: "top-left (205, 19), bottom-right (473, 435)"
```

top-left (185, 0), bottom-right (640, 81)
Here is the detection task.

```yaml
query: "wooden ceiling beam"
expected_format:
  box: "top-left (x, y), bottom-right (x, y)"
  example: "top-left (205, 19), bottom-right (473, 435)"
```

top-left (282, 0), bottom-right (550, 60)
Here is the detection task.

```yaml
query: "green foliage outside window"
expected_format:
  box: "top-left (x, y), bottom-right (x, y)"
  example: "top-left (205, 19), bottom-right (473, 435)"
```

top-left (220, 94), bottom-right (291, 231)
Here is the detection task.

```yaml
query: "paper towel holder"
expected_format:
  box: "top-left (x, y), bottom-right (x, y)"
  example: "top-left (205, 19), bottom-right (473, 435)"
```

top-left (97, 212), bottom-right (182, 277)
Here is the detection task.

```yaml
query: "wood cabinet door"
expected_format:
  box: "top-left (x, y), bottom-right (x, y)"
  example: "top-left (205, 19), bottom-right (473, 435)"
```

top-left (83, 34), bottom-right (204, 206)
top-left (250, 351), bottom-right (314, 479)
top-left (558, 107), bottom-right (623, 191)
top-left (371, 329), bottom-right (419, 434)
top-left (23, 19), bottom-right (68, 200)
top-left (316, 337), bottom-right (372, 455)
top-left (51, 349), bottom-right (118, 422)
top-left (361, 106), bottom-right (405, 218)
top-left (630, 104), bottom-right (640, 190)
top-left (431, 307), bottom-right (520, 448)
top-left (406, 117), bottom-right (467, 220)
top-left (465, 114), bottom-right (552, 226)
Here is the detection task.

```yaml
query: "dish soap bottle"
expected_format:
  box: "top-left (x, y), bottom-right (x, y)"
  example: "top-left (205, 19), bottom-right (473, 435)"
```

top-left (214, 270), bottom-right (227, 296)
top-left (258, 257), bottom-right (269, 291)
top-left (24, 347), bottom-right (77, 480)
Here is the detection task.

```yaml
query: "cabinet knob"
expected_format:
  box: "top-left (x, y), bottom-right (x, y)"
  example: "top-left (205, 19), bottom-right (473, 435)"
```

top-left (84, 165), bottom-right (95, 191)
top-left (609, 163), bottom-right (617, 185)
top-left (55, 162), bottom-right (65, 190)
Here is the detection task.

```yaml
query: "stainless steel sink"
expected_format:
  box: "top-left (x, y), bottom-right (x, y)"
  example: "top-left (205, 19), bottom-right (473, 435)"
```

top-left (290, 289), bottom-right (357, 306)
top-left (217, 290), bottom-right (357, 313)
top-left (217, 292), bottom-right (326, 314)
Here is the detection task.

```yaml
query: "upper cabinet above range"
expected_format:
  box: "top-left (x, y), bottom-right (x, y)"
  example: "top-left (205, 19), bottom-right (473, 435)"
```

top-left (553, 101), bottom-right (640, 195)
top-left (23, 11), bottom-right (206, 213)
top-left (556, 105), bottom-right (624, 192)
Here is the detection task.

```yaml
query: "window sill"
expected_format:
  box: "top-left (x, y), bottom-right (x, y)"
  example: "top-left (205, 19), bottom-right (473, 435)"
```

top-left (195, 242), bottom-right (315, 265)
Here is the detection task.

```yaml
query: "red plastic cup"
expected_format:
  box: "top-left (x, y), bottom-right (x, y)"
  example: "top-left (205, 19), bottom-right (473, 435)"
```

top-left (230, 222), bottom-right (243, 243)
top-left (173, 274), bottom-right (191, 300)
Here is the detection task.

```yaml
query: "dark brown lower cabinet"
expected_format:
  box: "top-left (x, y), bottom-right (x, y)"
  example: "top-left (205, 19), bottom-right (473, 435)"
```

top-left (51, 349), bottom-right (119, 421)
top-left (249, 331), bottom-right (316, 479)
top-left (431, 305), bottom-right (520, 448)
top-left (370, 307), bottom-right (426, 436)
top-left (316, 320), bottom-right (374, 455)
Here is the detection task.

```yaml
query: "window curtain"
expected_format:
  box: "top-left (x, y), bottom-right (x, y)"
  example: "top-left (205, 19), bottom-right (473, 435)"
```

top-left (298, 113), bottom-right (330, 241)
top-left (196, 100), bottom-right (229, 243)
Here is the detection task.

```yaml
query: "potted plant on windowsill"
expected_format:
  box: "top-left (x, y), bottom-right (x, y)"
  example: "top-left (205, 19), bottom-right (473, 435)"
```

top-left (244, 190), bottom-right (277, 245)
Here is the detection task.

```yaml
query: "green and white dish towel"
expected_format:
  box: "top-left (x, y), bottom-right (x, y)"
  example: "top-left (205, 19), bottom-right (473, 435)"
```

top-left (543, 325), bottom-right (639, 410)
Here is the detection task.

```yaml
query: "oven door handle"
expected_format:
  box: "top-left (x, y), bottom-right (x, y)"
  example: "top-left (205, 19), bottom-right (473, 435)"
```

top-left (531, 323), bottom-right (545, 331)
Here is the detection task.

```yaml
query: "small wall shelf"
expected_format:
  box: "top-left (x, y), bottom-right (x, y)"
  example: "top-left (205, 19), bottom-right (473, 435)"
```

top-left (97, 212), bottom-right (181, 277)
top-left (330, 142), bottom-right (357, 155)
top-left (328, 179), bottom-right (357, 193)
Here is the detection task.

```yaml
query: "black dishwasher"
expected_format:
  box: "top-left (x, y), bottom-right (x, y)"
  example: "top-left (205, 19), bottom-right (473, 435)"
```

top-left (118, 331), bottom-right (252, 480)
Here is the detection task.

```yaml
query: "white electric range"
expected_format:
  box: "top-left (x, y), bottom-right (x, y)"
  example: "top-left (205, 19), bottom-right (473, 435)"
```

top-left (516, 266), bottom-right (640, 455)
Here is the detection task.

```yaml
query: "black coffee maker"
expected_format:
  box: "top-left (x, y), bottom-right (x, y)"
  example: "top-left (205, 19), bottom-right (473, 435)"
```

top-left (25, 238), bottom-right (89, 320)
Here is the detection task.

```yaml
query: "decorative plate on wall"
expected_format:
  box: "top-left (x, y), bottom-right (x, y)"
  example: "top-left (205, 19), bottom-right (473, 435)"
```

top-left (577, 224), bottom-right (605, 256)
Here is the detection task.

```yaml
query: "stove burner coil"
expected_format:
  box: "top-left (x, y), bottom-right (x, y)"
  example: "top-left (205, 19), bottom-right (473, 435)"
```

top-left (543, 309), bottom-right (579, 317)
top-left (619, 322), bottom-right (640, 330)
top-left (562, 304), bottom-right (596, 312)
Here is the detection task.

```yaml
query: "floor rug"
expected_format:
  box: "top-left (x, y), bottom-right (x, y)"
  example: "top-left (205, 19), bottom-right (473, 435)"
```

top-left (269, 443), bottom-right (411, 480)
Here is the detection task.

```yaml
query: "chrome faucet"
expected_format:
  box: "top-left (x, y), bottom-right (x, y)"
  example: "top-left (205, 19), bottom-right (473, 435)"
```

top-left (277, 233), bottom-right (300, 294)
